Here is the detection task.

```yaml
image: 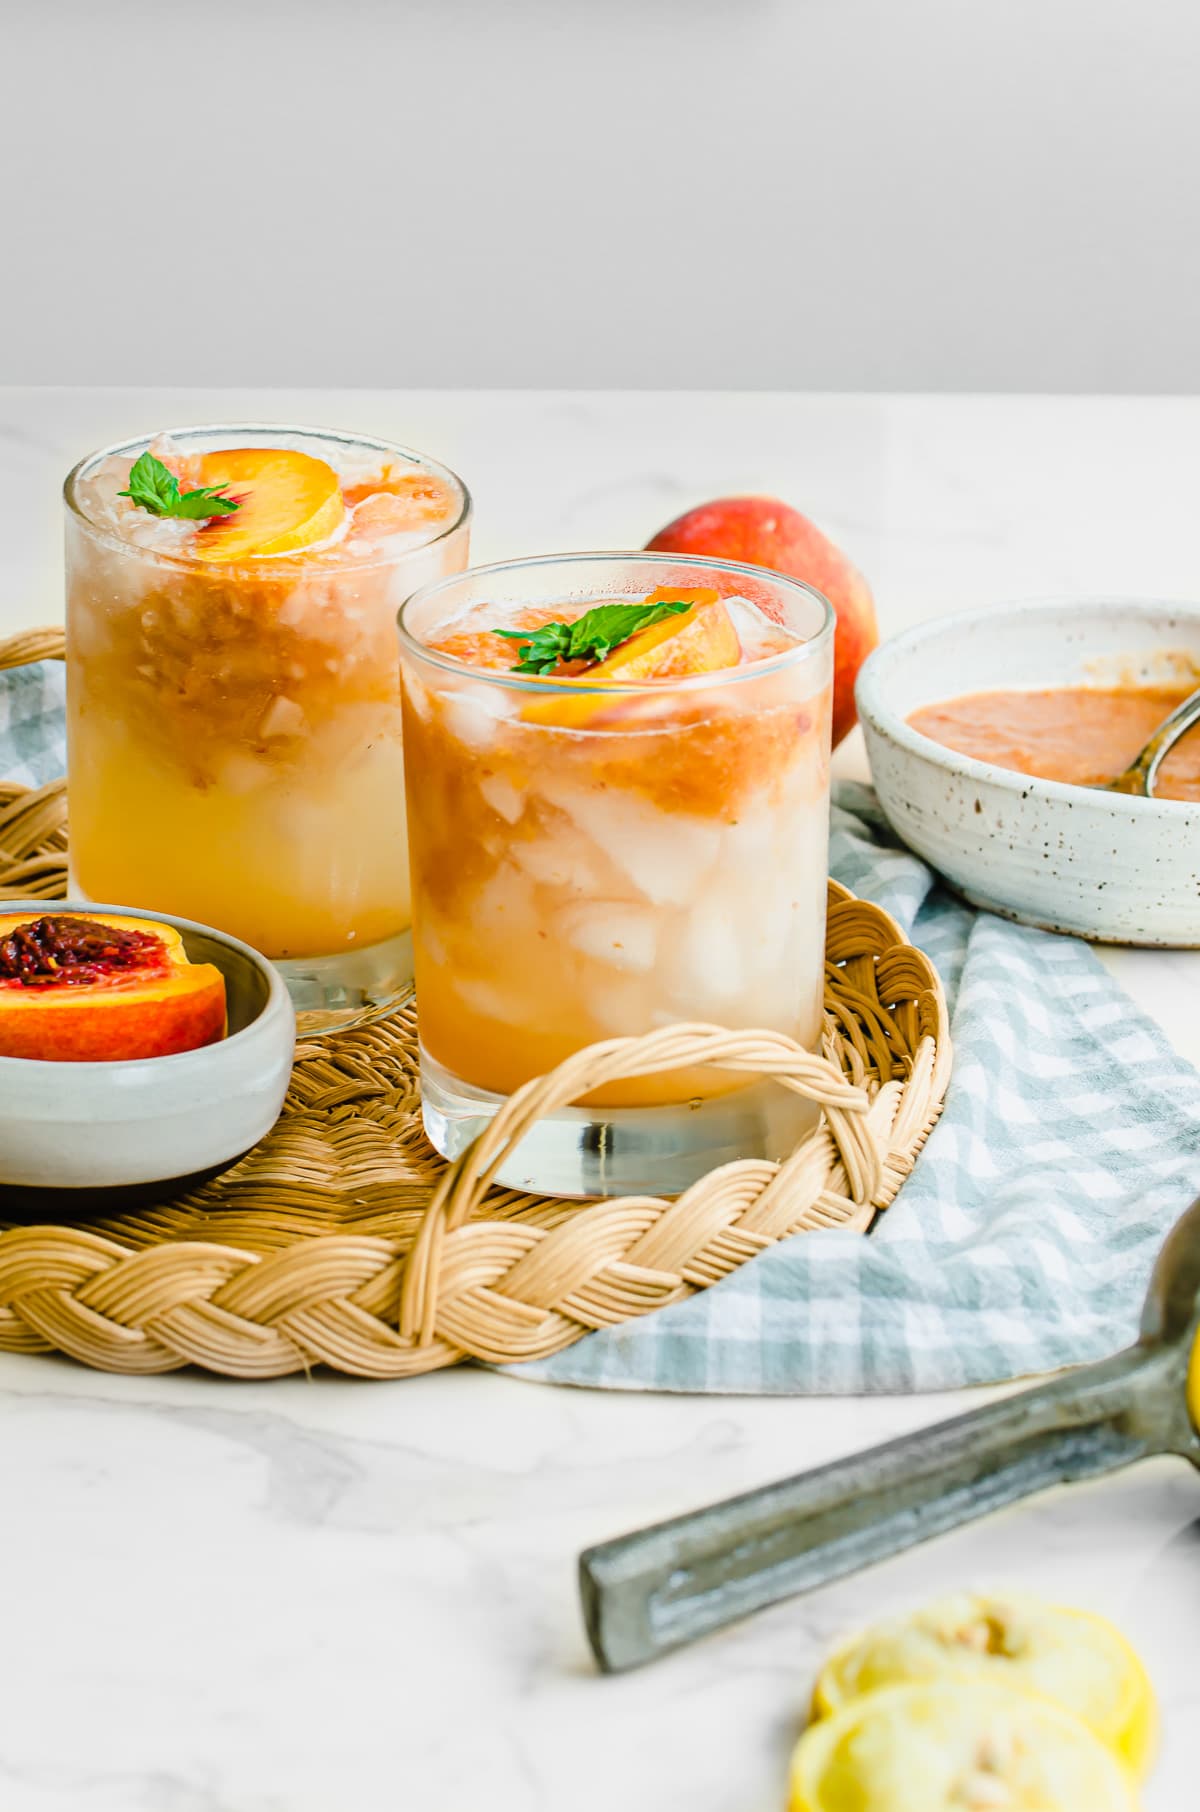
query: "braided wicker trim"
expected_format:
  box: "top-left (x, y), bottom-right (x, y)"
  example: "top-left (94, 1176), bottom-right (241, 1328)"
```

top-left (0, 629), bottom-right (953, 1379)
top-left (0, 627), bottom-right (65, 672)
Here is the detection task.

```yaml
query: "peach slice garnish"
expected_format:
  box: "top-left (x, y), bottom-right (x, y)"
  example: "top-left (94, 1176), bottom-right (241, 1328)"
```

top-left (189, 448), bottom-right (345, 562)
top-left (520, 587), bottom-right (743, 729)
top-left (586, 587), bottom-right (740, 682)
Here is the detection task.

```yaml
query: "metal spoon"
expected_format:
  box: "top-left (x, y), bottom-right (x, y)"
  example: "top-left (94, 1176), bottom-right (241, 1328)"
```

top-left (1102, 681), bottom-right (1200, 795)
top-left (579, 1195), bottom-right (1200, 1673)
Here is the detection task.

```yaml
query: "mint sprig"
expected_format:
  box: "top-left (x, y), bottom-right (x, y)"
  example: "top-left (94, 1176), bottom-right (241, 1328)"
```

top-left (498, 598), bottom-right (691, 675)
top-left (119, 451), bottom-right (240, 521)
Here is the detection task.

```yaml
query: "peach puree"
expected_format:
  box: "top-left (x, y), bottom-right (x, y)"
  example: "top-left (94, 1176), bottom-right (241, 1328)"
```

top-left (909, 684), bottom-right (1200, 802)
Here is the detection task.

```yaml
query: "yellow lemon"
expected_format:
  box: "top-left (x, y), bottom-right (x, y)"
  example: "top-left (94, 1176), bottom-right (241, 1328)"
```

top-left (812, 1592), bottom-right (1156, 1778)
top-left (790, 1680), bottom-right (1141, 1812)
top-left (1188, 1326), bottom-right (1200, 1437)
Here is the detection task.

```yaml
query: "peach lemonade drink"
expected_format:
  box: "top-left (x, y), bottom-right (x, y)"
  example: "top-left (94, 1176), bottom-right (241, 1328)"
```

top-left (398, 553), bottom-right (834, 1196)
top-left (65, 428), bottom-right (470, 1027)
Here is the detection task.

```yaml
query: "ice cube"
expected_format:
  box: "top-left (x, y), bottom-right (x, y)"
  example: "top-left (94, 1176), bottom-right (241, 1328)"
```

top-left (703, 837), bottom-right (801, 980)
top-left (560, 901), bottom-right (657, 973)
top-left (724, 594), bottom-right (803, 660)
top-left (452, 973), bottom-right (526, 1028)
top-left (722, 805), bottom-right (777, 866)
top-left (276, 593), bottom-right (310, 629)
top-left (741, 891), bottom-right (799, 975)
top-left (258, 695), bottom-right (308, 740)
top-left (545, 786), bottom-right (720, 907)
top-left (509, 834), bottom-right (608, 894)
top-left (403, 674), bottom-right (433, 723)
top-left (127, 512), bottom-right (196, 557)
top-left (470, 864), bottom-right (529, 937)
top-left (479, 773), bottom-right (524, 824)
top-left (416, 916), bottom-right (449, 968)
top-left (443, 689), bottom-right (510, 752)
top-left (215, 751), bottom-right (275, 797)
top-left (666, 896), bottom-right (743, 1009)
top-left (580, 973), bottom-right (655, 1037)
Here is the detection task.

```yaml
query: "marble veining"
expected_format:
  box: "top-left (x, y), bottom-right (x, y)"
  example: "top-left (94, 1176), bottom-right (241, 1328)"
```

top-left (0, 390), bottom-right (1198, 1810)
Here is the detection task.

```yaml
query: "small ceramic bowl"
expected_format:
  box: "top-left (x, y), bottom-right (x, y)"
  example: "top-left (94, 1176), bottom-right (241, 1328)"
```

top-left (856, 599), bottom-right (1200, 946)
top-left (0, 903), bottom-right (295, 1210)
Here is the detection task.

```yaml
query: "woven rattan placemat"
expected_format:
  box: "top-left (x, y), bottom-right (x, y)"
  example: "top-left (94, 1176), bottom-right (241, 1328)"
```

top-left (0, 630), bottom-right (952, 1379)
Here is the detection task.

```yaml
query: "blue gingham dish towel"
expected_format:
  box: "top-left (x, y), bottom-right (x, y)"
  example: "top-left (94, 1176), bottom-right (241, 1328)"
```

top-left (0, 655), bottom-right (65, 787)
top-left (6, 660), bottom-right (1200, 1393)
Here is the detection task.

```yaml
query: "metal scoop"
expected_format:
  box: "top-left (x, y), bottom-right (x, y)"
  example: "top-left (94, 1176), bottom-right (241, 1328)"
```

top-left (1102, 682), bottom-right (1200, 795)
top-left (579, 1196), bottom-right (1200, 1672)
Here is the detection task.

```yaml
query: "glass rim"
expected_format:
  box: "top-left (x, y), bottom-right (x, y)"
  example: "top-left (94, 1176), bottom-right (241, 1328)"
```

top-left (63, 422), bottom-right (473, 575)
top-left (397, 549), bottom-right (835, 695)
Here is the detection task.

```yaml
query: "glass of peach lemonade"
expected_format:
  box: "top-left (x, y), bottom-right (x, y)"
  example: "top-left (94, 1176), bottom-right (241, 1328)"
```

top-left (64, 427), bottom-right (470, 1030)
top-left (398, 552), bottom-right (834, 1196)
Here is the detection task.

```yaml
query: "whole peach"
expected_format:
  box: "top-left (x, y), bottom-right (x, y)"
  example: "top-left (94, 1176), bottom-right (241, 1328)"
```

top-left (647, 496), bottom-right (879, 747)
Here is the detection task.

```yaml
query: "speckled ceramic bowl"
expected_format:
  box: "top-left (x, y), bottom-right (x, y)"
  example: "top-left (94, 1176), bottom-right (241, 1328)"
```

top-left (857, 599), bottom-right (1200, 946)
top-left (0, 903), bottom-right (295, 1211)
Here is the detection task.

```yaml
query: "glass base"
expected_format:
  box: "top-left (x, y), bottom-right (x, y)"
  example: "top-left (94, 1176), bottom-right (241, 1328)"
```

top-left (419, 1045), bottom-right (820, 1198)
top-left (278, 929), bottom-right (413, 1037)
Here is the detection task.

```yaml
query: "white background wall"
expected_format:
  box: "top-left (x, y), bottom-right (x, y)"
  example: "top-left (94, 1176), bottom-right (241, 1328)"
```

top-left (4, 0), bottom-right (1198, 391)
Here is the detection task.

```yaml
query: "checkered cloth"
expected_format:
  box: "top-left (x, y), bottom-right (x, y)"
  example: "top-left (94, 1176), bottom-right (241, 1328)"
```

top-left (7, 659), bottom-right (1200, 1393)
top-left (1, 655), bottom-right (65, 787)
top-left (521, 787), bottom-right (1200, 1392)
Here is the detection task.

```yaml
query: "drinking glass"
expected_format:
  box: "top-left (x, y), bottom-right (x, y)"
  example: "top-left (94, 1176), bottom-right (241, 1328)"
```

top-left (64, 425), bottom-right (470, 1030)
top-left (398, 552), bottom-right (834, 1195)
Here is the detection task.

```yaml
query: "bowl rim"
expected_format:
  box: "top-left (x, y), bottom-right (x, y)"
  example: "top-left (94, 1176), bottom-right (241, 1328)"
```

top-left (856, 595), bottom-right (1200, 819)
top-left (0, 901), bottom-right (294, 1080)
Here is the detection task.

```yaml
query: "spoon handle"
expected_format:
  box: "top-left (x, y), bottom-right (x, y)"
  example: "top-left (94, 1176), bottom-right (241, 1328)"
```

top-left (1113, 681), bottom-right (1200, 794)
top-left (579, 1344), bottom-right (1168, 1673)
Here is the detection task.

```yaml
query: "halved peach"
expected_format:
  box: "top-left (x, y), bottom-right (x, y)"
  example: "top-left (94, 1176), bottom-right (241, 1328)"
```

top-left (0, 912), bottom-right (227, 1062)
top-left (520, 587), bottom-right (743, 729)
top-left (190, 448), bottom-right (345, 562)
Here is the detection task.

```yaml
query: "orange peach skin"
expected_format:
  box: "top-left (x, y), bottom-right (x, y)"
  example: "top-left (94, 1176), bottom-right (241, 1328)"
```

top-left (0, 914), bottom-right (227, 1062)
top-left (647, 496), bottom-right (878, 747)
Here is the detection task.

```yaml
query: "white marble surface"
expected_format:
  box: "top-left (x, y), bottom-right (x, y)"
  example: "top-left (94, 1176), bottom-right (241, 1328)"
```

top-left (1, 390), bottom-right (1198, 1810)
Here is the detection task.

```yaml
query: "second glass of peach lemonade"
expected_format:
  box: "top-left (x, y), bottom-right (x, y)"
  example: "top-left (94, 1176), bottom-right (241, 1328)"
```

top-left (398, 553), bottom-right (834, 1195)
top-left (65, 426), bottom-right (470, 1028)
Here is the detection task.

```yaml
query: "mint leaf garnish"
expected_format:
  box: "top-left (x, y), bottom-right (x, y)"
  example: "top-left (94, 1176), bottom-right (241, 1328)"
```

top-left (498, 598), bottom-right (691, 675)
top-left (497, 620), bottom-right (573, 675)
top-left (166, 485), bottom-right (240, 520)
top-left (119, 451), bottom-right (240, 521)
